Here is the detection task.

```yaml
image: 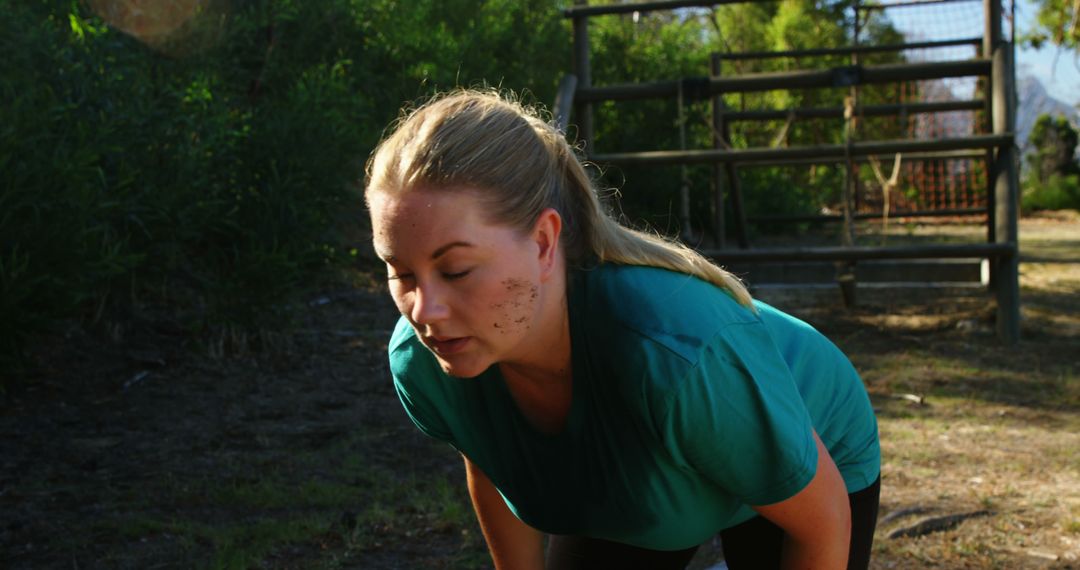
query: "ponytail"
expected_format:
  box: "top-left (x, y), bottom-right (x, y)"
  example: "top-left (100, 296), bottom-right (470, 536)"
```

top-left (550, 139), bottom-right (753, 308)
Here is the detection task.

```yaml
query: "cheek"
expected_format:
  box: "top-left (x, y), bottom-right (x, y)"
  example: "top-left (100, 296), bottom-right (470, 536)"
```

top-left (389, 287), bottom-right (413, 317)
top-left (487, 278), bottom-right (539, 334)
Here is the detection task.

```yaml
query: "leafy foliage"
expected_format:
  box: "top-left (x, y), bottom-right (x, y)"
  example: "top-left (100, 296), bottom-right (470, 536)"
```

top-left (1023, 173), bottom-right (1080, 211)
top-left (1026, 113), bottom-right (1080, 183)
top-left (1023, 114), bottom-right (1080, 211)
top-left (0, 0), bottom-right (570, 369)
top-left (1023, 113), bottom-right (1080, 211)
top-left (1023, 0), bottom-right (1080, 51)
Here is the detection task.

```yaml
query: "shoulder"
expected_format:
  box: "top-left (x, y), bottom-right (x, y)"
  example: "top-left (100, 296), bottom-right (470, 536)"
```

top-left (574, 264), bottom-right (758, 363)
top-left (570, 264), bottom-right (770, 415)
top-left (389, 316), bottom-right (429, 376)
top-left (751, 301), bottom-right (853, 367)
top-left (387, 316), bottom-right (459, 440)
top-left (389, 315), bottom-right (420, 356)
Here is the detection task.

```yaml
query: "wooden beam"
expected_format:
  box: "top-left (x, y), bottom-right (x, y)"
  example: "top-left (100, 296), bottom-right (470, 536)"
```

top-left (701, 242), bottom-right (1015, 262)
top-left (715, 37), bottom-right (981, 61)
top-left (748, 207), bottom-right (987, 224)
top-left (725, 99), bottom-right (983, 122)
top-left (745, 149), bottom-right (986, 168)
top-left (576, 59), bottom-right (991, 102)
top-left (589, 134), bottom-right (1012, 166)
top-left (562, 0), bottom-right (749, 18)
top-left (859, 0), bottom-right (976, 11)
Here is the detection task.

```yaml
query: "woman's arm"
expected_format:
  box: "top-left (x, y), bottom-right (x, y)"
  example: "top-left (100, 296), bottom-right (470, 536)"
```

top-left (463, 455), bottom-right (545, 570)
top-left (752, 431), bottom-right (852, 570)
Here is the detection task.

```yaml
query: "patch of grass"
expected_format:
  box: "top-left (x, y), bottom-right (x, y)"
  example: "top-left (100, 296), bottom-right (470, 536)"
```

top-left (98, 513), bottom-right (333, 569)
top-left (80, 438), bottom-right (485, 569)
top-left (209, 517), bottom-right (329, 570)
top-left (1065, 518), bottom-right (1080, 534)
top-left (207, 476), bottom-right (367, 510)
top-left (209, 517), bottom-right (333, 570)
top-left (347, 468), bottom-right (480, 543)
top-left (862, 343), bottom-right (1079, 417)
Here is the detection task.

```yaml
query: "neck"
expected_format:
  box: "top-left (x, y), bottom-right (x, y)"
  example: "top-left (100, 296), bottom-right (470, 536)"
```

top-left (498, 267), bottom-right (573, 434)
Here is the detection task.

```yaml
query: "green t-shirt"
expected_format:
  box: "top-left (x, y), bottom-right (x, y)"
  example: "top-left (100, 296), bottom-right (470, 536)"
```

top-left (389, 264), bottom-right (879, 551)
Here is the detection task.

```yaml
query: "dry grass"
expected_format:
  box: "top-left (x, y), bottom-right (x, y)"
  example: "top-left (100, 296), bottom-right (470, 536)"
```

top-left (826, 211), bottom-right (1080, 569)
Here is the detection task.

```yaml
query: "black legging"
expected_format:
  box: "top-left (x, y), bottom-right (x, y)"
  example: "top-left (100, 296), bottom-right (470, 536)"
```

top-left (721, 476), bottom-right (881, 569)
top-left (544, 477), bottom-right (881, 570)
top-left (545, 535), bottom-right (700, 570)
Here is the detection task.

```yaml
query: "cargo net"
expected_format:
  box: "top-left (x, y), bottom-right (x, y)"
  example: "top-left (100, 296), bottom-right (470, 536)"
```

top-left (855, 0), bottom-right (1013, 216)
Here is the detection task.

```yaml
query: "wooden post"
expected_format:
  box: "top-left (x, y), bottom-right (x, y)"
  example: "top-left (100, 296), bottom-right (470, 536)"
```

top-left (979, 36), bottom-right (996, 285)
top-left (677, 81), bottom-right (693, 241)
top-left (986, 0), bottom-right (1020, 344)
top-left (837, 1), bottom-right (862, 307)
top-left (710, 54), bottom-right (750, 248)
top-left (850, 1), bottom-right (863, 215)
top-left (572, 2), bottom-right (594, 150)
top-left (553, 74), bottom-right (578, 133)
top-left (710, 53), bottom-right (726, 248)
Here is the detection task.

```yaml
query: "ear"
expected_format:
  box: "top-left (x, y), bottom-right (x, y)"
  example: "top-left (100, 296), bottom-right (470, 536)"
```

top-left (531, 208), bottom-right (563, 281)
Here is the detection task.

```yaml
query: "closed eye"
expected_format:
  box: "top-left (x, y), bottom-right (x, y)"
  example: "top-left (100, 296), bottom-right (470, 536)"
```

top-left (387, 272), bottom-right (413, 281)
top-left (443, 270), bottom-right (471, 281)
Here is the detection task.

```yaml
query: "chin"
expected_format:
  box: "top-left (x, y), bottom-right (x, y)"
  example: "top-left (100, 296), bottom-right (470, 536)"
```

top-left (435, 356), bottom-right (492, 379)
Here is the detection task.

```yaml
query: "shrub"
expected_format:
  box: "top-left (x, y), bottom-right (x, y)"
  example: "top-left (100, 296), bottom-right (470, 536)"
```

top-left (1022, 174), bottom-right (1080, 212)
top-left (1, 0), bottom-right (572, 372)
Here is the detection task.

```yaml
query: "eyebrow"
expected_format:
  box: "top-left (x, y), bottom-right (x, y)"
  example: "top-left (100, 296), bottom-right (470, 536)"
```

top-left (431, 241), bottom-right (474, 260)
top-left (378, 240), bottom-right (474, 264)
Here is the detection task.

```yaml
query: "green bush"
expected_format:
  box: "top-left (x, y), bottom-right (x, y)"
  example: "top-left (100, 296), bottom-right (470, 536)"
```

top-left (1, 5), bottom-right (360, 361)
top-left (1022, 174), bottom-right (1080, 212)
top-left (0, 0), bottom-right (574, 371)
top-left (1023, 113), bottom-right (1080, 212)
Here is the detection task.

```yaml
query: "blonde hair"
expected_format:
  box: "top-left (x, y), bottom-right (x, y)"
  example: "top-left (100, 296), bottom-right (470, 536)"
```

top-left (365, 89), bottom-right (753, 308)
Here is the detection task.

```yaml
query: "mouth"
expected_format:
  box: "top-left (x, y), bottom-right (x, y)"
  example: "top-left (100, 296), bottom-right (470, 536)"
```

top-left (424, 336), bottom-right (470, 356)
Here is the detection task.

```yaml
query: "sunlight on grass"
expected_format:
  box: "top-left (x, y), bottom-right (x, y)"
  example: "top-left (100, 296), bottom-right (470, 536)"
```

top-left (875, 388), bottom-right (1080, 568)
top-left (860, 345), bottom-right (1079, 415)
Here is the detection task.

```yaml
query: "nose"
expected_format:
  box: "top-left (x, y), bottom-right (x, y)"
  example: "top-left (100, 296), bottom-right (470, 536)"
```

top-left (409, 281), bottom-right (450, 326)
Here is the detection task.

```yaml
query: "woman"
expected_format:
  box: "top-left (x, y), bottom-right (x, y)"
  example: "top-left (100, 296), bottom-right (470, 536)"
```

top-left (365, 89), bottom-right (880, 570)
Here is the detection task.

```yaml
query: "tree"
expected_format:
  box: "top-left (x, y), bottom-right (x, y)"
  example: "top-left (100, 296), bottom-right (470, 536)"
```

top-left (0, 0), bottom-right (573, 368)
top-left (1027, 113), bottom-right (1080, 183)
top-left (1024, 0), bottom-right (1080, 52)
top-left (1023, 113), bottom-right (1080, 211)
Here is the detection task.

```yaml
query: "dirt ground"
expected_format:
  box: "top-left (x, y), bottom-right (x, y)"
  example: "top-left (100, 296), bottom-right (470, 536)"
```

top-left (2, 211), bottom-right (1077, 569)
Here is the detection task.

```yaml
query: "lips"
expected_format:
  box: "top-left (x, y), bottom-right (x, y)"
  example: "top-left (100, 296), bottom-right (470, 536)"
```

top-left (425, 336), bottom-right (470, 355)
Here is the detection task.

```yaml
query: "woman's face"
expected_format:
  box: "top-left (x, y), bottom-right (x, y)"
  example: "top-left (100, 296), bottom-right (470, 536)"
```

top-left (369, 187), bottom-right (557, 378)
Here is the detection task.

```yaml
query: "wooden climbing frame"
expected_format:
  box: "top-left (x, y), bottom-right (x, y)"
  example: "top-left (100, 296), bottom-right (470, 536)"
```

top-left (554, 0), bottom-right (1021, 344)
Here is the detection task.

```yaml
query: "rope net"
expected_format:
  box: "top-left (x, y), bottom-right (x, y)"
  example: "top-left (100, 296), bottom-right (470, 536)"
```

top-left (855, 0), bottom-right (1012, 217)
top-left (709, 0), bottom-right (1015, 223)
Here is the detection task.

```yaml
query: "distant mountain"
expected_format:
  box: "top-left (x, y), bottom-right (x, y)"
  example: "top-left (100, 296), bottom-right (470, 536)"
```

top-left (1016, 75), bottom-right (1080, 162)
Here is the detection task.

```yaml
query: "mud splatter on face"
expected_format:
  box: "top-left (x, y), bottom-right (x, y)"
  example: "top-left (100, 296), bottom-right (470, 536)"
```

top-left (489, 278), bottom-right (538, 334)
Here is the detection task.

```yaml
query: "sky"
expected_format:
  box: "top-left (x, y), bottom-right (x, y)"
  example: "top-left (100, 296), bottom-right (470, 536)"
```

top-left (1013, 0), bottom-right (1080, 106)
top-left (877, 0), bottom-right (1079, 106)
